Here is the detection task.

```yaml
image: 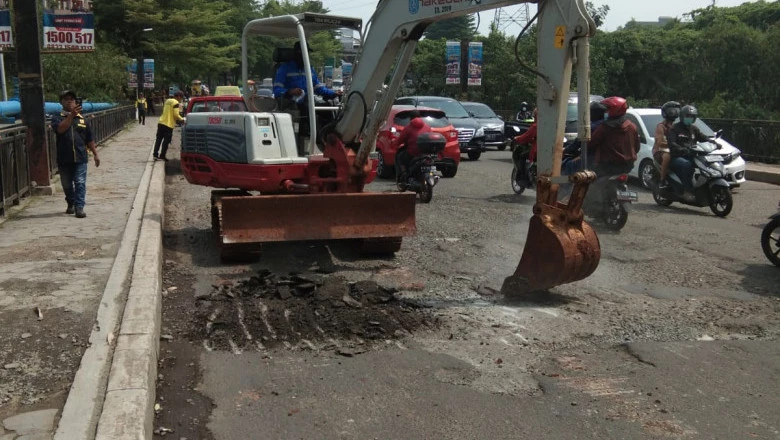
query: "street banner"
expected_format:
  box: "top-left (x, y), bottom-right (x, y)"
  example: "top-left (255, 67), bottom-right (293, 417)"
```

top-left (127, 59), bottom-right (138, 89)
top-left (468, 41), bottom-right (483, 86)
top-left (324, 65), bottom-right (333, 79)
top-left (0, 5), bottom-right (11, 50)
top-left (143, 58), bottom-right (155, 89)
top-left (342, 62), bottom-right (352, 78)
top-left (127, 58), bottom-right (154, 89)
top-left (446, 40), bottom-right (460, 85)
top-left (42, 0), bottom-right (95, 51)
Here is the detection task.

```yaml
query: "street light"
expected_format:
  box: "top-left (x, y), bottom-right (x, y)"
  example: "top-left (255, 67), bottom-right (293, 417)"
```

top-left (135, 28), bottom-right (153, 98)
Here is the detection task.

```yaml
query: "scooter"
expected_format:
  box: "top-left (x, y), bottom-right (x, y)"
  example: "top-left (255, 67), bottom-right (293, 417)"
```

top-left (651, 138), bottom-right (733, 217)
top-left (396, 132), bottom-right (445, 203)
top-left (510, 144), bottom-right (537, 195)
top-left (761, 201), bottom-right (780, 267)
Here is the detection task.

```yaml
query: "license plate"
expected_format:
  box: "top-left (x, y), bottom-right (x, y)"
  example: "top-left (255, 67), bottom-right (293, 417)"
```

top-left (705, 155), bottom-right (724, 162)
top-left (617, 190), bottom-right (638, 202)
top-left (460, 142), bottom-right (469, 148)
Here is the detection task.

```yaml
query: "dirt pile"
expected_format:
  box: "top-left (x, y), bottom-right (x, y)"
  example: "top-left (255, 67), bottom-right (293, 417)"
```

top-left (191, 269), bottom-right (435, 352)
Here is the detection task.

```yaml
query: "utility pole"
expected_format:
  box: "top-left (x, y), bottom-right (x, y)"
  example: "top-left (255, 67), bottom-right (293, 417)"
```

top-left (459, 39), bottom-right (469, 101)
top-left (14, 0), bottom-right (51, 193)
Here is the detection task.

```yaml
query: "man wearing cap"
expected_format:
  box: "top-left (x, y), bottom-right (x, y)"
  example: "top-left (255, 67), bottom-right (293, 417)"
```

top-left (153, 90), bottom-right (185, 161)
top-left (51, 90), bottom-right (100, 218)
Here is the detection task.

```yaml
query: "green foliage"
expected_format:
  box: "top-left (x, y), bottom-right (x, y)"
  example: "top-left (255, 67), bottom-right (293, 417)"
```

top-left (42, 43), bottom-right (131, 102)
top-left (424, 15), bottom-right (476, 41)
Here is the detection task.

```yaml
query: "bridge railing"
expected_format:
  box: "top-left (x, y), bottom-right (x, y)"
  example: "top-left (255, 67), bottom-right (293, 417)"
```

top-left (1, 104), bottom-right (135, 216)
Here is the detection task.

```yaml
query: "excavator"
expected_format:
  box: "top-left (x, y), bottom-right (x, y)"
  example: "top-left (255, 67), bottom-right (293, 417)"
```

top-left (180, 0), bottom-right (600, 295)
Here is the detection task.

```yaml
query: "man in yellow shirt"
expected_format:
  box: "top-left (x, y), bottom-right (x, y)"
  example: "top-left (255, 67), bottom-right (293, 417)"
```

top-left (153, 90), bottom-right (185, 161)
top-left (136, 92), bottom-right (147, 125)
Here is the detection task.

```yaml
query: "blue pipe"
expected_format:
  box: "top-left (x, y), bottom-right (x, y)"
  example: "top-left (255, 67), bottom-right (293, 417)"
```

top-left (0, 100), bottom-right (118, 119)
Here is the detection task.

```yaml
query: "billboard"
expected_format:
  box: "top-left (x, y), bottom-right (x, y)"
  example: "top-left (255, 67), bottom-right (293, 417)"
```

top-left (42, 0), bottom-right (95, 51)
top-left (467, 42), bottom-right (483, 86)
top-left (446, 41), bottom-right (460, 85)
top-left (128, 58), bottom-right (154, 89)
top-left (0, 4), bottom-right (11, 50)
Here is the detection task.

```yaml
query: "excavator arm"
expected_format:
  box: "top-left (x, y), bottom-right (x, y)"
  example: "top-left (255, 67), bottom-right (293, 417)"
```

top-left (335, 0), bottom-right (596, 180)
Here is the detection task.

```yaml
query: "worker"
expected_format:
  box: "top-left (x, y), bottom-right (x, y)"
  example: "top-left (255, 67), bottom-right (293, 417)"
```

top-left (153, 90), bottom-right (185, 161)
top-left (273, 41), bottom-right (341, 106)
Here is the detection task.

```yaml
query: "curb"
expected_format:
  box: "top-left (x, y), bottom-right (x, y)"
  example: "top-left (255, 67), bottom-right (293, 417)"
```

top-left (747, 169), bottom-right (780, 186)
top-left (94, 159), bottom-right (164, 439)
top-left (53, 150), bottom-right (156, 439)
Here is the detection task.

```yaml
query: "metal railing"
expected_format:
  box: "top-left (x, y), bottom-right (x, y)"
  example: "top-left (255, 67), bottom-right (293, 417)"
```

top-left (1, 104), bottom-right (135, 216)
top-left (702, 119), bottom-right (780, 164)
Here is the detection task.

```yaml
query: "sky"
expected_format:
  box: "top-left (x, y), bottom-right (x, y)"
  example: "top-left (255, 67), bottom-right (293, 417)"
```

top-left (320, 0), bottom-right (760, 35)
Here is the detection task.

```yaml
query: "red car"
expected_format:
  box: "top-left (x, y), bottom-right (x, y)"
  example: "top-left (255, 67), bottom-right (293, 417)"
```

top-left (375, 105), bottom-right (461, 178)
top-left (185, 95), bottom-right (247, 114)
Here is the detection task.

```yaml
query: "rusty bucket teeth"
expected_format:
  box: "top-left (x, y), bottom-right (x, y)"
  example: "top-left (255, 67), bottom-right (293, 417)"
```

top-left (501, 172), bottom-right (601, 297)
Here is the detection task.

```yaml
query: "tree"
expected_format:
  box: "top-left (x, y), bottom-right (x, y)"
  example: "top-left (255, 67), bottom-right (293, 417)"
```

top-left (424, 15), bottom-right (477, 41)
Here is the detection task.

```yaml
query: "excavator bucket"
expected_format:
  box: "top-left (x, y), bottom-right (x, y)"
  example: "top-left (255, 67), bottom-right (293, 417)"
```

top-left (211, 191), bottom-right (417, 258)
top-left (501, 171), bottom-right (601, 297)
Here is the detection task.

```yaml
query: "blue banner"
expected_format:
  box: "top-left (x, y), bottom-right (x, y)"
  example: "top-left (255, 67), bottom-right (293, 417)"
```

top-left (42, 2), bottom-right (96, 51)
top-left (468, 42), bottom-right (483, 86)
top-left (127, 59), bottom-right (138, 89)
top-left (0, 9), bottom-right (11, 50)
top-left (446, 41), bottom-right (460, 85)
top-left (342, 62), bottom-right (352, 77)
top-left (143, 58), bottom-right (155, 89)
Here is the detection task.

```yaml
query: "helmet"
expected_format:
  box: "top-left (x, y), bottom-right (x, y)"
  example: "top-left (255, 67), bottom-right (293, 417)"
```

top-left (601, 96), bottom-right (628, 118)
top-left (680, 105), bottom-right (698, 125)
top-left (661, 101), bottom-right (681, 121)
top-left (519, 101), bottom-right (529, 112)
top-left (589, 101), bottom-right (606, 121)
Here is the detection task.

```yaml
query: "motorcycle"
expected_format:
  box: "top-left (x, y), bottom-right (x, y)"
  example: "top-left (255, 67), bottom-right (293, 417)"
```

top-left (395, 132), bottom-right (445, 203)
top-left (651, 135), bottom-right (733, 217)
top-left (510, 144), bottom-right (537, 195)
top-left (761, 201), bottom-right (780, 267)
top-left (559, 139), bottom-right (637, 231)
top-left (582, 173), bottom-right (637, 231)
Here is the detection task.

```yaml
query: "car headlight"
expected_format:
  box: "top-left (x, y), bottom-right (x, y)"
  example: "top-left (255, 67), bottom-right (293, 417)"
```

top-left (475, 127), bottom-right (484, 137)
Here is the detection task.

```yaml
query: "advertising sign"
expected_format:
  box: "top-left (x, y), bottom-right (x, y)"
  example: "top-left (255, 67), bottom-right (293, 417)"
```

top-left (42, 0), bottom-right (95, 51)
top-left (0, 4), bottom-right (11, 50)
top-left (128, 59), bottom-right (154, 89)
top-left (446, 41), bottom-right (460, 85)
top-left (342, 62), bottom-right (352, 78)
top-left (467, 41), bottom-right (483, 86)
top-left (127, 59), bottom-right (138, 89)
top-left (143, 58), bottom-right (155, 89)
top-left (324, 65), bottom-right (334, 80)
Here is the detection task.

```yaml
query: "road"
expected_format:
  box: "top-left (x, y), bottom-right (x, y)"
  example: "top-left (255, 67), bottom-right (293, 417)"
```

top-left (154, 144), bottom-right (779, 439)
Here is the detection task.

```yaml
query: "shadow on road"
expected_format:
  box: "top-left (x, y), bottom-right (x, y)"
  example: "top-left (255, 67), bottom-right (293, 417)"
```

top-left (736, 263), bottom-right (780, 297)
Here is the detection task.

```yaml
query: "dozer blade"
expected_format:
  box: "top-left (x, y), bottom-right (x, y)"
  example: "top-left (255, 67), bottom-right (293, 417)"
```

top-left (216, 192), bottom-right (417, 247)
top-left (502, 171), bottom-right (601, 297)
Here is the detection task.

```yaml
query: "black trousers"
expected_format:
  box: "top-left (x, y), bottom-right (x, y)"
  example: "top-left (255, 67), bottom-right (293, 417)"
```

top-left (153, 124), bottom-right (173, 158)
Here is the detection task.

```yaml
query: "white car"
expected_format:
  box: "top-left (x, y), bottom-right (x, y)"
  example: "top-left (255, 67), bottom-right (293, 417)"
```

top-left (625, 108), bottom-right (747, 189)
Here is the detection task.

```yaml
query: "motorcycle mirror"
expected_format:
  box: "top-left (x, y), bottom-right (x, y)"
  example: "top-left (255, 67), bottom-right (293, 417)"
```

top-left (714, 129), bottom-right (723, 139)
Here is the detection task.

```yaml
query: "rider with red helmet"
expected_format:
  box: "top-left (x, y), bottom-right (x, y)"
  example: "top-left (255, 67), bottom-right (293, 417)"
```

top-left (589, 96), bottom-right (639, 176)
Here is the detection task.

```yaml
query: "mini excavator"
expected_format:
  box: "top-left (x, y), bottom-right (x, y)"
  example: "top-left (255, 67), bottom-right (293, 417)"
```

top-left (180, 0), bottom-right (600, 295)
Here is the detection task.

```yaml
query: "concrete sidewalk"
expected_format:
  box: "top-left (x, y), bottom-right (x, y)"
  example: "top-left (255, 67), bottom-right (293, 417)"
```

top-left (0, 121), bottom-right (776, 440)
top-left (0, 118), bottom-right (165, 439)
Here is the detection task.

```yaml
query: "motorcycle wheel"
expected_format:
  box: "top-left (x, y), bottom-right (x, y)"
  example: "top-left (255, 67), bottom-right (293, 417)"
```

top-left (603, 199), bottom-right (628, 231)
top-left (761, 217), bottom-right (780, 267)
top-left (709, 186), bottom-right (733, 217)
top-left (652, 186), bottom-right (673, 207)
top-left (396, 172), bottom-right (408, 192)
top-left (376, 153), bottom-right (392, 178)
top-left (639, 159), bottom-right (655, 189)
top-left (511, 167), bottom-right (526, 195)
top-left (419, 179), bottom-right (433, 203)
